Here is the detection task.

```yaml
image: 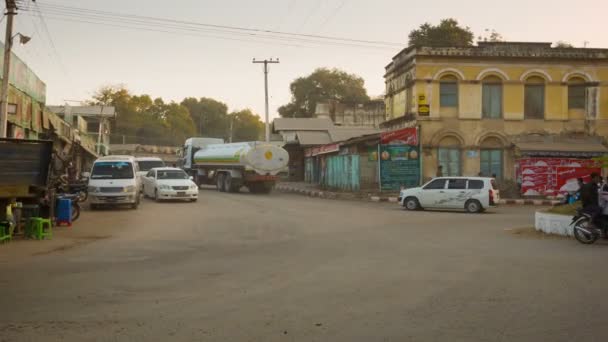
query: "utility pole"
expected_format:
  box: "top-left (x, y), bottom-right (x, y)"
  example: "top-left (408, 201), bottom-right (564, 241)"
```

top-left (252, 58), bottom-right (279, 143)
top-left (0, 0), bottom-right (17, 138)
top-left (229, 115), bottom-right (234, 143)
top-left (199, 112), bottom-right (203, 136)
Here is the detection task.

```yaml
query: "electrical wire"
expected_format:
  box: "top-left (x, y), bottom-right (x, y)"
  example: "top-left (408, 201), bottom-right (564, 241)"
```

top-left (22, 1), bottom-right (403, 49)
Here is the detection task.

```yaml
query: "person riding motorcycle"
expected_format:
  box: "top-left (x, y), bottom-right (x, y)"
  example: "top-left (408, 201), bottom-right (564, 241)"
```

top-left (580, 173), bottom-right (602, 229)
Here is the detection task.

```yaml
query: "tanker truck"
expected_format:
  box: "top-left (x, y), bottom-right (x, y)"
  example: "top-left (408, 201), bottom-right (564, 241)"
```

top-left (181, 139), bottom-right (289, 194)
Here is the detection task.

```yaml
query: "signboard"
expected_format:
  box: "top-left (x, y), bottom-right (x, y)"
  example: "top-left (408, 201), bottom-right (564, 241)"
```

top-left (518, 158), bottom-right (601, 196)
top-left (379, 127), bottom-right (421, 191)
top-left (306, 143), bottom-right (340, 157)
top-left (380, 127), bottom-right (418, 145)
top-left (418, 94), bottom-right (429, 116)
top-left (380, 145), bottom-right (421, 190)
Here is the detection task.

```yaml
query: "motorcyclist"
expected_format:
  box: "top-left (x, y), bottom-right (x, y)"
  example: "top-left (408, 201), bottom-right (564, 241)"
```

top-left (580, 173), bottom-right (602, 229)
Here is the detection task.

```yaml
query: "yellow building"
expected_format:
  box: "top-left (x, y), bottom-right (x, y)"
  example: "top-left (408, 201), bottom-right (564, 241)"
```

top-left (384, 42), bottom-right (608, 192)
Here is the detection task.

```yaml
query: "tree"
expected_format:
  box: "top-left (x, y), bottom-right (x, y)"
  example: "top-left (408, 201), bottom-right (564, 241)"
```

top-left (278, 68), bottom-right (370, 118)
top-left (554, 41), bottom-right (574, 48)
top-left (180, 97), bottom-right (229, 138)
top-left (228, 109), bottom-right (264, 142)
top-left (408, 18), bottom-right (474, 47)
top-left (478, 29), bottom-right (504, 42)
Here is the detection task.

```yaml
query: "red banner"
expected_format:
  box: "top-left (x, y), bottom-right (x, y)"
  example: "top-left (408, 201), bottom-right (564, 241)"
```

top-left (518, 158), bottom-right (601, 196)
top-left (381, 127), bottom-right (418, 146)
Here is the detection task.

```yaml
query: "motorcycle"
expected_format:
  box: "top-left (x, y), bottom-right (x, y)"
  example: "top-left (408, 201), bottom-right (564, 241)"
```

top-left (571, 209), bottom-right (608, 244)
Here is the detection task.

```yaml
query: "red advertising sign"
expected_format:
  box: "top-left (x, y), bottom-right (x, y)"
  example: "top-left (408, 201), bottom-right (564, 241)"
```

top-left (307, 143), bottom-right (340, 157)
top-left (518, 158), bottom-right (601, 196)
top-left (381, 127), bottom-right (418, 146)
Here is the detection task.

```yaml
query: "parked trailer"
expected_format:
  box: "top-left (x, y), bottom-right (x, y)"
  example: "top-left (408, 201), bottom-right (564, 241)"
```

top-left (183, 140), bottom-right (289, 193)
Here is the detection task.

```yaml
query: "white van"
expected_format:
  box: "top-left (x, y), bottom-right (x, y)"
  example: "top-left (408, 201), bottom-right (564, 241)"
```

top-left (135, 157), bottom-right (166, 191)
top-left (88, 155), bottom-right (141, 209)
top-left (399, 177), bottom-right (499, 213)
top-left (135, 157), bottom-right (166, 179)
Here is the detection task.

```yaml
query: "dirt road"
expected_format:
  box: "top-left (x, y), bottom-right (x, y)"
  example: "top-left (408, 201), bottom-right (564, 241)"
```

top-left (1, 189), bottom-right (607, 341)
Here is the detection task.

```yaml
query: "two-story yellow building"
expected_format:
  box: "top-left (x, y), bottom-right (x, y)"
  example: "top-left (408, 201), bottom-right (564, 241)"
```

top-left (384, 42), bottom-right (608, 193)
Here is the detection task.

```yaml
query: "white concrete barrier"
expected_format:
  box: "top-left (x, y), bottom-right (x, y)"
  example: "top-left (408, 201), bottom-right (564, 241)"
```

top-left (534, 211), bottom-right (574, 237)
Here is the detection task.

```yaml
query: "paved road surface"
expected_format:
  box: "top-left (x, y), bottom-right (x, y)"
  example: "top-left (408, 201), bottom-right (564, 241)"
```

top-left (1, 189), bottom-right (607, 341)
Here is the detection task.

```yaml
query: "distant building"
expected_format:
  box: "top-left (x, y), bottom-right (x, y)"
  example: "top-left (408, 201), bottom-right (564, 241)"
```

top-left (272, 118), bottom-right (380, 181)
top-left (48, 105), bottom-right (116, 156)
top-left (383, 42), bottom-right (608, 194)
top-left (315, 99), bottom-right (386, 127)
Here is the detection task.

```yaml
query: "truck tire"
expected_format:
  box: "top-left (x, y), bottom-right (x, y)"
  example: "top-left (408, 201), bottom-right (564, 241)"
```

top-left (216, 173), bottom-right (226, 192)
top-left (259, 183), bottom-right (273, 194)
top-left (225, 175), bottom-right (240, 193)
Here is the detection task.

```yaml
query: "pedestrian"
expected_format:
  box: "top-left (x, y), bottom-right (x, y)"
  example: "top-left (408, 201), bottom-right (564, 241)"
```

top-left (436, 165), bottom-right (443, 177)
top-left (580, 172), bottom-right (602, 229)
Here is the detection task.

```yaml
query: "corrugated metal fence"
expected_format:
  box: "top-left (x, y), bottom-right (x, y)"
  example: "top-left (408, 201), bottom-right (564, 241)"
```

top-left (324, 155), bottom-right (360, 191)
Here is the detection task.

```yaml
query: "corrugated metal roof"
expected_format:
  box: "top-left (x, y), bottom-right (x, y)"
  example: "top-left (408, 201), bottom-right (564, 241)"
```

top-left (273, 118), bottom-right (334, 131)
top-left (296, 131), bottom-right (332, 145)
top-left (329, 127), bottom-right (381, 142)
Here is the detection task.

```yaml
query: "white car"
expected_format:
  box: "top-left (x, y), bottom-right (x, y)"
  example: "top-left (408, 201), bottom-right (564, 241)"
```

top-left (142, 167), bottom-right (199, 202)
top-left (399, 177), bottom-right (499, 213)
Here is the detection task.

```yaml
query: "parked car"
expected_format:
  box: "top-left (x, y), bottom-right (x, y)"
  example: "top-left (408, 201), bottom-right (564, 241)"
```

top-left (142, 167), bottom-right (198, 202)
top-left (135, 157), bottom-right (166, 191)
top-left (399, 177), bottom-right (499, 213)
top-left (88, 155), bottom-right (141, 210)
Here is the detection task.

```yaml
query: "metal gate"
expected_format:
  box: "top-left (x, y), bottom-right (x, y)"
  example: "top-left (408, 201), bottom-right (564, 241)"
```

top-left (324, 155), bottom-right (360, 191)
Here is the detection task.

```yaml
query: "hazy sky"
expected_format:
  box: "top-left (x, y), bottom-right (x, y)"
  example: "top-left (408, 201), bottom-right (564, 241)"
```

top-left (9, 0), bottom-right (608, 119)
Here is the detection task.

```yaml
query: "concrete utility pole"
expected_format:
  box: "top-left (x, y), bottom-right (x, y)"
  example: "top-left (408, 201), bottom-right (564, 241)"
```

top-left (0, 0), bottom-right (17, 138)
top-left (252, 58), bottom-right (279, 143)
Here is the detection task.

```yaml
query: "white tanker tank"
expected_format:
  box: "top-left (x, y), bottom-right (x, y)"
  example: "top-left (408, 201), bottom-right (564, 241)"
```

top-left (188, 141), bottom-right (289, 194)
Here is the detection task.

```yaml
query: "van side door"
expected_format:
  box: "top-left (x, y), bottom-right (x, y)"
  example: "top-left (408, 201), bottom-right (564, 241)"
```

top-left (419, 178), bottom-right (448, 208)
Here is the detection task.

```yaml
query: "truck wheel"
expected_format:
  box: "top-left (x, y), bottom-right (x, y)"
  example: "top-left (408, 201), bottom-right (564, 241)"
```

top-left (248, 183), bottom-right (259, 194)
top-left (258, 183), bottom-right (273, 194)
top-left (225, 175), bottom-right (240, 193)
top-left (216, 173), bottom-right (226, 192)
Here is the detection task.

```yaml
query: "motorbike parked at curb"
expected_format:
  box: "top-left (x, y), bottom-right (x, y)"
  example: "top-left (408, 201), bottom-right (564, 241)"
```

top-left (571, 209), bottom-right (608, 244)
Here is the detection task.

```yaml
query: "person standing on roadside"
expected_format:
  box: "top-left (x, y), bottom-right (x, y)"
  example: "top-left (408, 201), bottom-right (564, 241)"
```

top-left (581, 173), bottom-right (602, 228)
top-left (436, 165), bottom-right (443, 177)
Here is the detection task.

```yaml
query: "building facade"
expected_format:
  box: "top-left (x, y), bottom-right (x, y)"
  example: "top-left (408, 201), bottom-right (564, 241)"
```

top-left (384, 42), bottom-right (608, 194)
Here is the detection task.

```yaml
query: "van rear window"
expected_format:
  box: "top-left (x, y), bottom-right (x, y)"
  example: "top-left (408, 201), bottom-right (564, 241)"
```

top-left (468, 180), bottom-right (484, 189)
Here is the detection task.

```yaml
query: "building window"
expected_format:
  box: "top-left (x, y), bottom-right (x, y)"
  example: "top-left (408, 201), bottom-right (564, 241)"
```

top-left (524, 76), bottom-right (545, 119)
top-left (438, 148), bottom-right (461, 177)
top-left (568, 77), bottom-right (586, 110)
top-left (482, 76), bottom-right (502, 118)
top-left (87, 121), bottom-right (100, 133)
top-left (439, 75), bottom-right (458, 108)
top-left (7, 103), bottom-right (17, 114)
top-left (480, 149), bottom-right (503, 179)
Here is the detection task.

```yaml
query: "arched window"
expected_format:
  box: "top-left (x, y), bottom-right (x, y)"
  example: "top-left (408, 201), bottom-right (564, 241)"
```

top-left (480, 136), bottom-right (504, 179)
top-left (524, 76), bottom-right (546, 119)
top-left (439, 75), bottom-right (459, 108)
top-left (482, 75), bottom-right (503, 119)
top-left (437, 136), bottom-right (461, 176)
top-left (567, 77), bottom-right (586, 110)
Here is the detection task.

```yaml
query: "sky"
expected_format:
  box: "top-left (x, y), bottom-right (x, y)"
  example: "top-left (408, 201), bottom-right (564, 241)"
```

top-left (8, 0), bottom-right (608, 120)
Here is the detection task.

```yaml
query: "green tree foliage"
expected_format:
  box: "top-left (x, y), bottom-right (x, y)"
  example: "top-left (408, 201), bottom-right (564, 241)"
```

top-left (180, 97), bottom-right (229, 138)
top-left (229, 109), bottom-right (264, 142)
top-left (90, 85), bottom-right (263, 146)
top-left (408, 18), bottom-right (474, 47)
top-left (278, 68), bottom-right (370, 118)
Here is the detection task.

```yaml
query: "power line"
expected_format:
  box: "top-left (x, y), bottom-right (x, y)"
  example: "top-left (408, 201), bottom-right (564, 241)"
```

top-left (18, 10), bottom-right (397, 51)
top-left (28, 1), bottom-right (71, 79)
top-left (23, 1), bottom-right (403, 48)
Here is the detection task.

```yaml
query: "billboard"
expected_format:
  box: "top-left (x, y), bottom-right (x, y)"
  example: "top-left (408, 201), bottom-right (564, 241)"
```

top-left (380, 127), bottom-right (421, 191)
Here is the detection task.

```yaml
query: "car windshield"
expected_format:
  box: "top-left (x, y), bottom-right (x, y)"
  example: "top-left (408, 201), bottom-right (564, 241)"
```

top-left (157, 170), bottom-right (188, 180)
top-left (138, 160), bottom-right (165, 171)
top-left (91, 162), bottom-right (134, 179)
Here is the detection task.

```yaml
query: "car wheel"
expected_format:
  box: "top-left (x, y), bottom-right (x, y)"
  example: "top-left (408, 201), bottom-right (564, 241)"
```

top-left (404, 197), bottom-right (420, 211)
top-left (465, 200), bottom-right (482, 213)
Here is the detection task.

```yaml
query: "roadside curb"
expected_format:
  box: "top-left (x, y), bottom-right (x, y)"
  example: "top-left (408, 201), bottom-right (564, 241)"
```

top-left (276, 184), bottom-right (559, 206)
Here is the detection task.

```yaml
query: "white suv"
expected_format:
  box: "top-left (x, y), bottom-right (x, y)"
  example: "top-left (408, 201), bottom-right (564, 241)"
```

top-left (399, 177), bottom-right (499, 213)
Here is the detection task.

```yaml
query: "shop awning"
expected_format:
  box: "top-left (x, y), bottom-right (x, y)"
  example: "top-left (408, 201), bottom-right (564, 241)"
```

top-left (516, 141), bottom-right (608, 157)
